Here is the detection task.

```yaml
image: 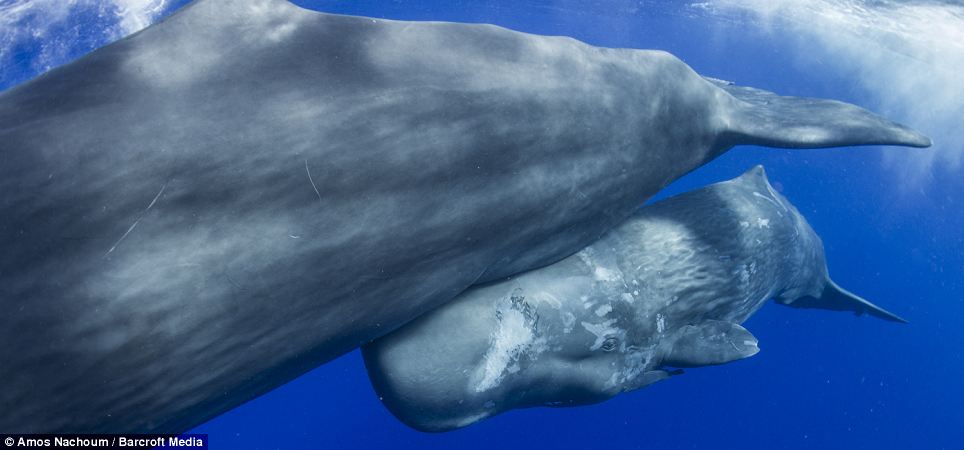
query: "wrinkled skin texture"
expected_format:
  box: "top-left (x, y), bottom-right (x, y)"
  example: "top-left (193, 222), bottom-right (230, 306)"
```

top-left (363, 167), bottom-right (905, 432)
top-left (0, 0), bottom-right (926, 433)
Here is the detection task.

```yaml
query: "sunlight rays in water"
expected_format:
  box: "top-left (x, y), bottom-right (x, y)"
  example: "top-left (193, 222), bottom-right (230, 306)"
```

top-left (0, 0), bottom-right (183, 89)
top-left (699, 0), bottom-right (964, 185)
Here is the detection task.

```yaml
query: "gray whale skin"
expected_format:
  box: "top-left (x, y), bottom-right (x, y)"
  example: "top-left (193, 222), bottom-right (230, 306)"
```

top-left (0, 0), bottom-right (928, 433)
top-left (363, 166), bottom-right (907, 432)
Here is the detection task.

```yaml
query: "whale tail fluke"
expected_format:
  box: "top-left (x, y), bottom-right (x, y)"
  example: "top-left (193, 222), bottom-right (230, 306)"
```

top-left (706, 77), bottom-right (932, 149)
top-left (783, 279), bottom-right (909, 324)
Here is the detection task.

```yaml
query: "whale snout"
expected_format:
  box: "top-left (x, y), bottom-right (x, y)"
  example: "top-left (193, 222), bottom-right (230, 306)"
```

top-left (741, 337), bottom-right (761, 357)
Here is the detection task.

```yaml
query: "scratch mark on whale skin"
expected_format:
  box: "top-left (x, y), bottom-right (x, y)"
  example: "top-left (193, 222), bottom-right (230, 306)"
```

top-left (105, 182), bottom-right (168, 257)
top-left (305, 159), bottom-right (322, 201)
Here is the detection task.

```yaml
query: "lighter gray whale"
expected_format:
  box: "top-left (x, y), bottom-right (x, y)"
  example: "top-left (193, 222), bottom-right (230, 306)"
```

top-left (0, 0), bottom-right (928, 432)
top-left (363, 166), bottom-right (906, 432)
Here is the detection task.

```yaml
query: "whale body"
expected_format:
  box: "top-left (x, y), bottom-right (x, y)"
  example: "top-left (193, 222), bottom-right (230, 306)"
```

top-left (0, 0), bottom-right (927, 432)
top-left (362, 166), bottom-right (906, 432)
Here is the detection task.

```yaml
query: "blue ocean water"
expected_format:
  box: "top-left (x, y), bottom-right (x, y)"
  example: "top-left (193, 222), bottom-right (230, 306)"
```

top-left (2, 1), bottom-right (961, 449)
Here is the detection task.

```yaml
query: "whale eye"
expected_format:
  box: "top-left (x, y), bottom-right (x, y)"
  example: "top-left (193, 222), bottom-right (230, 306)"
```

top-left (601, 337), bottom-right (618, 352)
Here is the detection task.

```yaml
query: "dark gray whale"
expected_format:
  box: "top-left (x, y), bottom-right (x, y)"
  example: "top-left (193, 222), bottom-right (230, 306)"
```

top-left (362, 166), bottom-right (906, 432)
top-left (0, 0), bottom-right (928, 433)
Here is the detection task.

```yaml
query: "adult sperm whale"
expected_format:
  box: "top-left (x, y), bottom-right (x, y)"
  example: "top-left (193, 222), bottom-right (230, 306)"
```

top-left (363, 166), bottom-right (906, 432)
top-left (0, 0), bottom-right (928, 433)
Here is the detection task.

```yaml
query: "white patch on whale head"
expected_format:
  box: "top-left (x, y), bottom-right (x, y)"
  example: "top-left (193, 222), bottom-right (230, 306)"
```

top-left (561, 311), bottom-right (576, 334)
top-left (593, 266), bottom-right (619, 282)
top-left (475, 308), bottom-right (531, 392)
top-left (737, 263), bottom-right (751, 286)
top-left (578, 247), bottom-right (625, 284)
top-left (594, 304), bottom-right (613, 317)
top-left (473, 297), bottom-right (545, 393)
top-left (580, 319), bottom-right (621, 351)
top-left (532, 291), bottom-right (562, 309)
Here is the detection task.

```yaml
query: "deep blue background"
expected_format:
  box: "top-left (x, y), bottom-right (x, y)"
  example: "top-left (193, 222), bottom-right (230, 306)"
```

top-left (4, 1), bottom-right (961, 449)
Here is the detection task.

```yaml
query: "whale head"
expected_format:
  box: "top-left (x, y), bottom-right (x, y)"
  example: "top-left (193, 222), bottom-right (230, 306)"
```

top-left (361, 254), bottom-right (737, 432)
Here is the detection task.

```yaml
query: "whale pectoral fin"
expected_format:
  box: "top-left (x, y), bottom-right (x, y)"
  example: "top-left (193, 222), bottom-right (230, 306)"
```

top-left (622, 369), bottom-right (683, 392)
top-left (706, 77), bottom-right (931, 149)
top-left (660, 320), bottom-right (760, 368)
top-left (780, 279), bottom-right (909, 324)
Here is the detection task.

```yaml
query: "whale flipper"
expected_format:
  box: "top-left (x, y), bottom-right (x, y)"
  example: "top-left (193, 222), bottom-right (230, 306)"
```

top-left (780, 280), bottom-right (909, 324)
top-left (660, 320), bottom-right (760, 368)
top-left (619, 369), bottom-right (682, 392)
top-left (707, 78), bottom-right (932, 149)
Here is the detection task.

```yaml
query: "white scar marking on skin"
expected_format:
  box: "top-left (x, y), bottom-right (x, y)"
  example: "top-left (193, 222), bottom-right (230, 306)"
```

top-left (105, 182), bottom-right (167, 257)
top-left (764, 182), bottom-right (789, 212)
top-left (475, 305), bottom-right (541, 392)
top-left (305, 159), bottom-right (322, 201)
top-left (593, 266), bottom-right (619, 282)
top-left (611, 346), bottom-right (659, 391)
top-left (562, 311), bottom-right (576, 334)
top-left (533, 291), bottom-right (562, 309)
top-left (595, 304), bottom-right (612, 317)
top-left (739, 265), bottom-right (751, 285)
top-left (753, 191), bottom-right (784, 210)
top-left (581, 319), bottom-right (619, 351)
top-left (756, 218), bottom-right (770, 228)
